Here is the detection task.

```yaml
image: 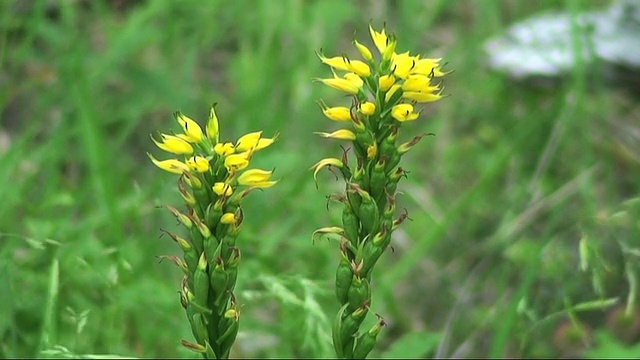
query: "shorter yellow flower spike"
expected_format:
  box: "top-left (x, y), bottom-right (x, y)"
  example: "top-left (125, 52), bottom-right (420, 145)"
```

top-left (402, 91), bottom-right (444, 103)
top-left (175, 111), bottom-right (204, 143)
top-left (314, 129), bottom-right (356, 141)
top-left (359, 102), bottom-right (375, 116)
top-left (369, 25), bottom-right (388, 55)
top-left (186, 156), bottom-right (210, 173)
top-left (213, 182), bottom-right (234, 196)
top-left (378, 75), bottom-right (396, 92)
top-left (147, 153), bottom-right (190, 174)
top-left (151, 133), bottom-right (194, 155)
top-left (391, 104), bottom-right (420, 122)
top-left (220, 213), bottom-right (236, 224)
top-left (385, 84), bottom-right (402, 103)
top-left (353, 39), bottom-right (373, 62)
top-left (224, 153), bottom-right (250, 171)
top-left (206, 104), bottom-right (220, 144)
top-left (214, 142), bottom-right (235, 156)
top-left (317, 100), bottom-right (352, 121)
top-left (310, 157), bottom-right (344, 181)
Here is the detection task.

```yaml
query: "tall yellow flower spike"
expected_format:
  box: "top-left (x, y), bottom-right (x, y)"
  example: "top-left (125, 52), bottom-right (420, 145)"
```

top-left (313, 24), bottom-right (449, 359)
top-left (148, 105), bottom-right (277, 359)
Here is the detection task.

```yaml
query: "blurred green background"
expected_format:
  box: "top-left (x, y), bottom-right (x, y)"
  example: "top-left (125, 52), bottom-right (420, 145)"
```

top-left (2, 0), bottom-right (640, 358)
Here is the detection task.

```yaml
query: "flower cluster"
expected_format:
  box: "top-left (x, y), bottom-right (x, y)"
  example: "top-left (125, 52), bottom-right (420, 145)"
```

top-left (149, 106), bottom-right (277, 359)
top-left (312, 25), bottom-right (448, 359)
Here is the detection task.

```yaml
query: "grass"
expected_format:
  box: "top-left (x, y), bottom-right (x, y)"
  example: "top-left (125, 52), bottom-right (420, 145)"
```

top-left (1, 0), bottom-right (639, 358)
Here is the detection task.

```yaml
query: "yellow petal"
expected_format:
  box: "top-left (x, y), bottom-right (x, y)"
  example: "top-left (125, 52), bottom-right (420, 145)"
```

top-left (214, 142), bottom-right (235, 156)
top-left (314, 129), bottom-right (356, 141)
top-left (369, 25), bottom-right (388, 54)
top-left (353, 39), bottom-right (373, 62)
top-left (378, 75), bottom-right (396, 92)
top-left (310, 157), bottom-right (344, 181)
top-left (151, 133), bottom-right (194, 155)
top-left (391, 104), bottom-right (420, 122)
top-left (147, 153), bottom-right (190, 174)
top-left (318, 54), bottom-right (350, 71)
top-left (186, 156), bottom-right (210, 173)
top-left (220, 213), bottom-right (236, 224)
top-left (235, 131), bottom-right (262, 152)
top-left (317, 100), bottom-right (352, 121)
top-left (402, 91), bottom-right (444, 103)
top-left (175, 111), bottom-right (204, 143)
top-left (212, 182), bottom-right (234, 196)
top-left (237, 169), bottom-right (273, 185)
top-left (358, 102), bottom-right (376, 116)
top-left (224, 153), bottom-right (250, 171)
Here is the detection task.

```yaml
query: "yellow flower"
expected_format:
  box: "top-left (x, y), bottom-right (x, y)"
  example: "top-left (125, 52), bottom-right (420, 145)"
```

top-left (353, 39), bottom-right (373, 62)
top-left (310, 157), bottom-right (344, 181)
top-left (237, 168), bottom-right (278, 188)
top-left (317, 100), bottom-right (352, 122)
top-left (359, 102), bottom-right (375, 116)
top-left (402, 91), bottom-right (444, 103)
top-left (317, 72), bottom-right (362, 95)
top-left (369, 25), bottom-right (388, 55)
top-left (235, 131), bottom-right (277, 152)
top-left (367, 142), bottom-right (378, 159)
top-left (151, 133), bottom-right (194, 155)
top-left (344, 72), bottom-right (364, 88)
top-left (401, 75), bottom-right (439, 93)
top-left (175, 111), bottom-right (204, 143)
top-left (318, 54), bottom-right (371, 77)
top-left (391, 104), bottom-right (420, 122)
top-left (213, 182), bottom-right (234, 196)
top-left (206, 104), bottom-right (220, 143)
top-left (378, 75), bottom-right (396, 91)
top-left (224, 153), bottom-right (250, 171)
top-left (147, 153), bottom-right (190, 174)
top-left (186, 156), bottom-right (210, 173)
top-left (412, 58), bottom-right (447, 77)
top-left (314, 129), bottom-right (356, 141)
top-left (214, 142), bottom-right (235, 156)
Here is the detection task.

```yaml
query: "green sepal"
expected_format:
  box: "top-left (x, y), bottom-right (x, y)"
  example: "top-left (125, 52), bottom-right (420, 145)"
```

top-left (353, 319), bottom-right (385, 359)
top-left (332, 303), bottom-right (350, 359)
top-left (193, 253), bottom-right (209, 306)
top-left (347, 276), bottom-right (370, 312)
top-left (190, 313), bottom-right (208, 345)
top-left (335, 255), bottom-right (354, 305)
top-left (339, 306), bottom-right (368, 358)
top-left (353, 186), bottom-right (380, 235)
top-left (204, 341), bottom-right (216, 360)
top-left (369, 159), bottom-right (387, 201)
top-left (342, 201), bottom-right (360, 245)
top-left (209, 260), bottom-right (229, 312)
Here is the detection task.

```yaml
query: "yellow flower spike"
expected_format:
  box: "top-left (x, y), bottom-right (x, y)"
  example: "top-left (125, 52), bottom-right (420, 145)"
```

top-left (314, 129), bottom-right (357, 141)
top-left (220, 213), bottom-right (236, 225)
top-left (310, 157), bottom-right (344, 182)
top-left (214, 142), bottom-right (235, 156)
top-left (378, 75), bottom-right (396, 92)
top-left (206, 104), bottom-right (220, 144)
top-left (391, 104), bottom-right (420, 122)
top-left (317, 100), bottom-right (352, 122)
top-left (224, 153), bottom-right (250, 171)
top-left (369, 25), bottom-right (388, 55)
top-left (151, 133), bottom-right (194, 155)
top-left (186, 156), bottom-right (210, 173)
top-left (175, 111), bottom-right (204, 143)
top-left (359, 102), bottom-right (376, 116)
top-left (147, 153), bottom-right (190, 175)
top-left (402, 90), bottom-right (444, 103)
top-left (402, 74), bottom-right (440, 93)
top-left (384, 84), bottom-right (402, 103)
top-left (237, 169), bottom-right (273, 185)
top-left (212, 182), bottom-right (234, 196)
top-left (353, 39), bottom-right (373, 62)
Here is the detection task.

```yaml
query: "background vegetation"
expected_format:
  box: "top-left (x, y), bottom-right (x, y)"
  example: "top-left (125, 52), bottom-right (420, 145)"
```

top-left (2, 0), bottom-right (639, 358)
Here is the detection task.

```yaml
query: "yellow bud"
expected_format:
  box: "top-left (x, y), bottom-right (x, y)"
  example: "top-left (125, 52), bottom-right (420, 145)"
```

top-left (359, 102), bottom-right (375, 116)
top-left (224, 153), bottom-right (250, 171)
top-left (186, 156), bottom-right (210, 173)
top-left (151, 133), bottom-right (194, 155)
top-left (212, 182), bottom-right (234, 196)
top-left (237, 169), bottom-right (273, 185)
top-left (147, 153), bottom-right (190, 174)
top-left (378, 75), bottom-right (396, 92)
top-left (353, 39), bottom-right (373, 62)
top-left (314, 129), bottom-right (356, 141)
top-left (214, 142), bottom-right (235, 156)
top-left (206, 104), bottom-right (220, 143)
top-left (236, 131), bottom-right (263, 152)
top-left (391, 104), bottom-right (420, 122)
top-left (385, 84), bottom-right (402, 103)
top-left (220, 213), bottom-right (236, 225)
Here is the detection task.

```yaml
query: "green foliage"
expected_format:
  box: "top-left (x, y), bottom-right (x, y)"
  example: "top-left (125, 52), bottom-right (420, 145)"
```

top-left (1, 0), bottom-right (639, 358)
